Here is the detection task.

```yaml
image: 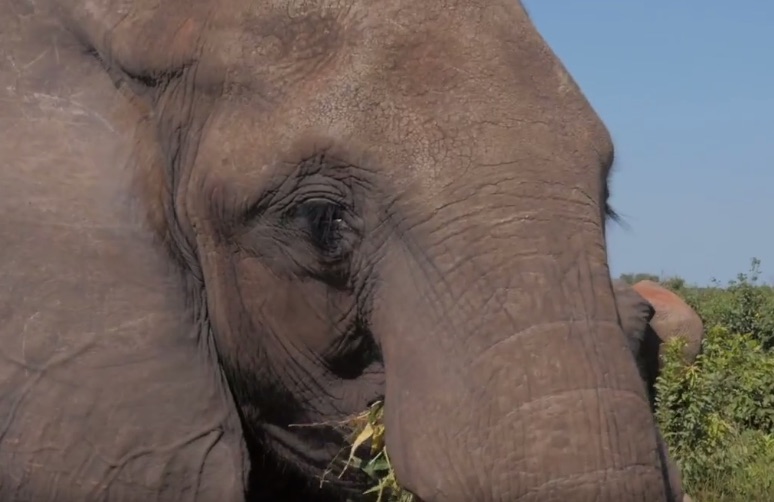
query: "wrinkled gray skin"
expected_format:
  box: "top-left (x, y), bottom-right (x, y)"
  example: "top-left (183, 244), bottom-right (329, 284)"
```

top-left (1, 0), bottom-right (683, 500)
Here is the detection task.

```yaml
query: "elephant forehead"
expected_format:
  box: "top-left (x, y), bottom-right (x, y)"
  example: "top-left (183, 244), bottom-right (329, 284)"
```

top-left (170, 1), bottom-right (612, 192)
top-left (61, 0), bottom-right (584, 102)
top-left (57, 0), bottom-right (208, 72)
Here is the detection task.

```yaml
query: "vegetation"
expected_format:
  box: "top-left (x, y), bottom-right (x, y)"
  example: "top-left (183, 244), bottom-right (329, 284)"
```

top-left (301, 399), bottom-right (414, 501)
top-left (652, 258), bottom-right (774, 501)
top-left (336, 258), bottom-right (774, 501)
top-left (338, 401), bottom-right (415, 502)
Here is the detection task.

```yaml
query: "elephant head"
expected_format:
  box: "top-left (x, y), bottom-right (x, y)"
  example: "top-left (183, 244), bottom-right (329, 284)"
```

top-left (633, 280), bottom-right (705, 366)
top-left (1, 0), bottom-right (682, 500)
top-left (613, 278), bottom-right (704, 404)
top-left (612, 279), bottom-right (697, 502)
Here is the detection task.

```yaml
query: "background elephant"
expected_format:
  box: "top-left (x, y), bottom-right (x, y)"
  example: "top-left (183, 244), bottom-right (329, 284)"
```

top-left (613, 279), bottom-right (706, 502)
top-left (1, 0), bottom-right (683, 500)
top-left (634, 279), bottom-right (705, 365)
top-left (613, 278), bottom-right (704, 405)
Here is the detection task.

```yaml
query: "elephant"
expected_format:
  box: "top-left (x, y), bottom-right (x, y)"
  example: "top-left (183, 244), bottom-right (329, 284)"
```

top-left (612, 279), bottom-right (706, 502)
top-left (1, 0), bottom-right (685, 500)
top-left (633, 280), bottom-right (705, 365)
top-left (613, 279), bottom-right (705, 406)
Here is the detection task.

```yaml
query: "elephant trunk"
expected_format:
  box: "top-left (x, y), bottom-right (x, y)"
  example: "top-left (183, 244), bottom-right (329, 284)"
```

top-left (374, 210), bottom-right (672, 500)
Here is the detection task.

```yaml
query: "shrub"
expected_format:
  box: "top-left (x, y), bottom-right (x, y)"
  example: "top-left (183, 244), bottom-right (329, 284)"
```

top-left (655, 329), bottom-right (774, 482)
top-left (653, 258), bottom-right (774, 501)
top-left (687, 430), bottom-right (774, 502)
top-left (679, 258), bottom-right (774, 349)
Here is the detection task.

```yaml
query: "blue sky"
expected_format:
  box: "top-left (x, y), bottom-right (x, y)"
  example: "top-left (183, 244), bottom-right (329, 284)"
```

top-left (523, 2), bottom-right (773, 286)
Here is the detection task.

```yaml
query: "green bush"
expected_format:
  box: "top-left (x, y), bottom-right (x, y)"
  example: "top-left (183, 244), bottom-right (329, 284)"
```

top-left (650, 258), bottom-right (774, 501)
top-left (679, 258), bottom-right (774, 349)
top-left (686, 430), bottom-right (774, 502)
top-left (655, 329), bottom-right (774, 482)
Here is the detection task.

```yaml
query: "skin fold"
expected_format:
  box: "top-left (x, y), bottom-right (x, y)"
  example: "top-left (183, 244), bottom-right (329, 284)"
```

top-left (1, 0), bottom-right (683, 500)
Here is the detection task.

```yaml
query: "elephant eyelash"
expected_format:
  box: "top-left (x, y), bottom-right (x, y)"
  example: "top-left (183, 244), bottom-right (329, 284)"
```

top-left (604, 201), bottom-right (630, 231)
top-left (601, 177), bottom-right (623, 226)
top-left (605, 202), bottom-right (621, 223)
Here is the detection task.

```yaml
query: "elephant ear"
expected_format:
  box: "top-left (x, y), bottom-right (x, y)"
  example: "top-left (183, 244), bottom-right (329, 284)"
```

top-left (612, 279), bottom-right (656, 357)
top-left (0, 12), bottom-right (249, 500)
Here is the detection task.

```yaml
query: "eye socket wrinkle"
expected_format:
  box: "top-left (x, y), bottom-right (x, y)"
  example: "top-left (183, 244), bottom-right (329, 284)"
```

top-left (226, 151), bottom-right (379, 288)
top-left (240, 159), bottom-right (357, 225)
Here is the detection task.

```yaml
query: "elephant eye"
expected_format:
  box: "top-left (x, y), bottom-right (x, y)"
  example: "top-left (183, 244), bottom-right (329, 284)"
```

top-left (292, 199), bottom-right (353, 262)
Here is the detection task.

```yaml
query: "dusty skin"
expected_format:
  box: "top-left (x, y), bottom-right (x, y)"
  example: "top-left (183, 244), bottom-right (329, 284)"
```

top-left (633, 280), bottom-right (705, 366)
top-left (614, 279), bottom-right (705, 406)
top-left (1, 0), bottom-right (683, 501)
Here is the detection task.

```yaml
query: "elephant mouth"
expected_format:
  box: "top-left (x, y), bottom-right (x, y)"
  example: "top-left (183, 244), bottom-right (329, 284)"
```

top-left (263, 422), bottom-right (377, 495)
